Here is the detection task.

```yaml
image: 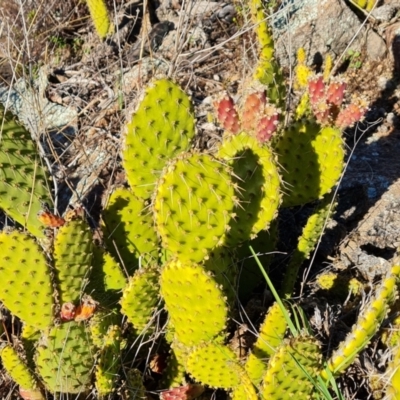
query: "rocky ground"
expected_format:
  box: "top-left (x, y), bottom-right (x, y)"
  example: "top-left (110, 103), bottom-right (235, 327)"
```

top-left (0, 0), bottom-right (400, 398)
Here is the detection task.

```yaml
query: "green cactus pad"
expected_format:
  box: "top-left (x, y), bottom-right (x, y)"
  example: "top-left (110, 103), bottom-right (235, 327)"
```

top-left (21, 325), bottom-right (41, 368)
top-left (36, 321), bottom-right (94, 394)
top-left (218, 132), bottom-right (281, 245)
top-left (87, 247), bottom-right (126, 308)
top-left (245, 302), bottom-right (287, 385)
top-left (323, 263), bottom-right (400, 379)
top-left (154, 152), bottom-right (236, 262)
top-left (261, 335), bottom-right (322, 398)
top-left (186, 342), bottom-right (242, 389)
top-left (231, 373), bottom-right (258, 400)
top-left (0, 105), bottom-right (52, 238)
top-left (95, 325), bottom-right (123, 396)
top-left (1, 345), bottom-right (39, 391)
top-left (160, 259), bottom-right (228, 347)
top-left (123, 78), bottom-right (195, 199)
top-left (53, 219), bottom-right (93, 304)
top-left (102, 187), bottom-right (159, 274)
top-left (123, 368), bottom-right (147, 399)
top-left (0, 230), bottom-right (54, 329)
top-left (90, 310), bottom-right (121, 348)
top-left (274, 121), bottom-right (344, 207)
top-left (120, 263), bottom-right (160, 334)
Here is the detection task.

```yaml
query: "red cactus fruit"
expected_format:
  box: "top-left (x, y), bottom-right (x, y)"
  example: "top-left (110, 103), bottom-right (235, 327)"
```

top-left (308, 75), bottom-right (326, 105)
top-left (256, 105), bottom-right (280, 142)
top-left (241, 91), bottom-right (266, 132)
top-left (214, 94), bottom-right (241, 134)
top-left (160, 384), bottom-right (205, 400)
top-left (60, 302), bottom-right (76, 321)
top-left (335, 99), bottom-right (368, 129)
top-left (326, 80), bottom-right (347, 107)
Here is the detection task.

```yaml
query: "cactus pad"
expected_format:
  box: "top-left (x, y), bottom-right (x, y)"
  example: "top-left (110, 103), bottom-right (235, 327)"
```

top-left (275, 120), bottom-right (344, 207)
top-left (218, 132), bottom-right (281, 245)
top-left (160, 260), bottom-right (228, 346)
top-left (123, 79), bottom-right (195, 199)
top-left (53, 219), bottom-right (93, 303)
top-left (120, 263), bottom-right (160, 334)
top-left (36, 321), bottom-right (94, 394)
top-left (1, 345), bottom-right (40, 392)
top-left (0, 230), bottom-right (54, 329)
top-left (0, 105), bottom-right (52, 238)
top-left (102, 187), bottom-right (159, 273)
top-left (261, 335), bottom-right (322, 398)
top-left (186, 342), bottom-right (242, 389)
top-left (154, 152), bottom-right (236, 262)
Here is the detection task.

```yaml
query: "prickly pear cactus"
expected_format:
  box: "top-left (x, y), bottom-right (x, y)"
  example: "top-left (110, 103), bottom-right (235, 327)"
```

top-left (261, 335), bottom-right (322, 399)
top-left (53, 218), bottom-right (94, 303)
top-left (123, 79), bottom-right (196, 199)
top-left (0, 105), bottom-right (52, 238)
top-left (323, 262), bottom-right (400, 379)
top-left (218, 132), bottom-right (281, 245)
top-left (102, 187), bottom-right (159, 273)
top-left (0, 230), bottom-right (54, 329)
top-left (160, 259), bottom-right (228, 347)
top-left (0, 345), bottom-right (43, 399)
top-left (154, 152), bottom-right (237, 262)
top-left (35, 321), bottom-right (95, 394)
top-left (274, 121), bottom-right (344, 207)
top-left (120, 263), bottom-right (160, 334)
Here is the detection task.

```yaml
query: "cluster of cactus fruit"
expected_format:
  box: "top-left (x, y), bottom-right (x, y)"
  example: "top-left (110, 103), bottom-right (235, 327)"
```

top-left (1, 0), bottom-right (400, 399)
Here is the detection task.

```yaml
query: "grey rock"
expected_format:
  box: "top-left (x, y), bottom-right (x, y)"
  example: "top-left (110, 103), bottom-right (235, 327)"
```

top-left (366, 30), bottom-right (387, 60)
top-left (272, 0), bottom-right (367, 67)
top-left (371, 4), bottom-right (399, 22)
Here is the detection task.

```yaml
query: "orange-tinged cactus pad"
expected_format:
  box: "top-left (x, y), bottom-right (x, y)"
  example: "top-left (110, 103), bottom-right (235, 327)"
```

top-left (160, 260), bottom-right (228, 347)
top-left (0, 230), bottom-right (54, 329)
top-left (154, 152), bottom-right (236, 262)
top-left (214, 94), bottom-right (240, 135)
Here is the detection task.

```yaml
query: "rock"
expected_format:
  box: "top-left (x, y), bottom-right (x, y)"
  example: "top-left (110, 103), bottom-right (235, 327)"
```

top-left (272, 0), bottom-right (367, 67)
top-left (366, 30), bottom-right (387, 60)
top-left (371, 4), bottom-right (399, 22)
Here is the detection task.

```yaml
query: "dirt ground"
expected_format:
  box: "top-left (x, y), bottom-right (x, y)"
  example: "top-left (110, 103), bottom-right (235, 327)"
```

top-left (0, 0), bottom-right (400, 399)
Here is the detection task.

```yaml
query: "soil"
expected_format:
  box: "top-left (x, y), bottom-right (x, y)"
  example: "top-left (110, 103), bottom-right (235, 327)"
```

top-left (0, 0), bottom-right (400, 399)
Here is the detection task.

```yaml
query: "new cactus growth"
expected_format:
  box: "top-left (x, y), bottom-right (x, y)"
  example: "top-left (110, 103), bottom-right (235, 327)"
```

top-left (85, 0), bottom-right (111, 39)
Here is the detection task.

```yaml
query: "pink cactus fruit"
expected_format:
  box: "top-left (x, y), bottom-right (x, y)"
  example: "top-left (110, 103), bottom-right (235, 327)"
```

top-left (214, 94), bottom-right (241, 134)
top-left (308, 75), bottom-right (326, 106)
top-left (326, 79), bottom-right (347, 107)
top-left (160, 384), bottom-right (205, 400)
top-left (256, 104), bottom-right (280, 142)
top-left (241, 91), bottom-right (266, 132)
top-left (335, 97), bottom-right (368, 129)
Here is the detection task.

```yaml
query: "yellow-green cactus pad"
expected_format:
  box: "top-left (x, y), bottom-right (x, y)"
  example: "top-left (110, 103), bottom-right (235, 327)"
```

top-left (0, 230), bottom-right (54, 329)
top-left (231, 372), bottom-right (258, 400)
top-left (36, 321), bottom-right (94, 393)
top-left (245, 302), bottom-right (287, 385)
top-left (385, 344), bottom-right (400, 399)
top-left (261, 335), bottom-right (322, 399)
top-left (160, 259), bottom-right (228, 347)
top-left (0, 345), bottom-right (40, 392)
top-left (0, 105), bottom-right (52, 238)
top-left (154, 152), bottom-right (236, 262)
top-left (86, 0), bottom-right (111, 39)
top-left (95, 325), bottom-right (123, 396)
top-left (323, 263), bottom-right (400, 379)
top-left (53, 219), bottom-right (93, 303)
top-left (218, 132), bottom-right (281, 245)
top-left (275, 121), bottom-right (344, 207)
top-left (186, 342), bottom-right (242, 389)
top-left (102, 187), bottom-right (159, 273)
top-left (89, 310), bottom-right (121, 349)
top-left (120, 263), bottom-right (160, 334)
top-left (123, 79), bottom-right (195, 199)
